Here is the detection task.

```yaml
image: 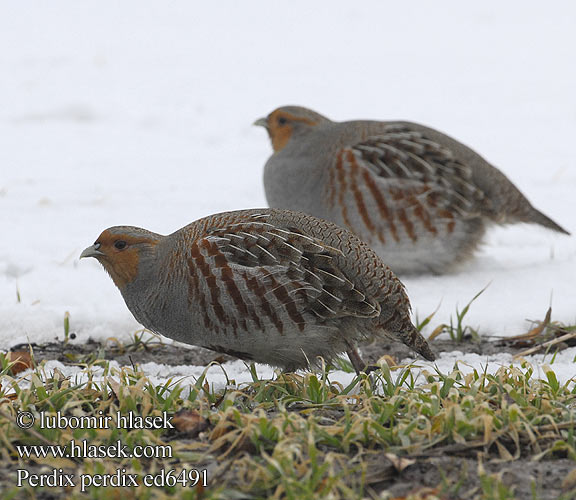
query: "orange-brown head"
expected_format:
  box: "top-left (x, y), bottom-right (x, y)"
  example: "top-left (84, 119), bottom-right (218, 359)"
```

top-left (254, 106), bottom-right (330, 153)
top-left (80, 226), bottom-right (162, 290)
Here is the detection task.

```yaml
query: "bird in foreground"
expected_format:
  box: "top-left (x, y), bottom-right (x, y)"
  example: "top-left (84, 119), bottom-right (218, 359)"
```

top-left (80, 209), bottom-right (435, 373)
top-left (255, 106), bottom-right (569, 274)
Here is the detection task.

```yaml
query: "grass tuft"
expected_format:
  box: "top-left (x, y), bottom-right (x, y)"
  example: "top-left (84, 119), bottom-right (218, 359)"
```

top-left (427, 284), bottom-right (489, 342)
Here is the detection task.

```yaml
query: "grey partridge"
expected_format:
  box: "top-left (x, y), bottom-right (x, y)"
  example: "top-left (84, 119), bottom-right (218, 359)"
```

top-left (80, 209), bottom-right (435, 372)
top-left (255, 106), bottom-right (569, 274)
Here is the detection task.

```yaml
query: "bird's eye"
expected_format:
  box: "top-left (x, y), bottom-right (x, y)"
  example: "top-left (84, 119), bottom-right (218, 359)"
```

top-left (277, 116), bottom-right (288, 126)
top-left (94, 242), bottom-right (101, 250)
top-left (114, 240), bottom-right (127, 250)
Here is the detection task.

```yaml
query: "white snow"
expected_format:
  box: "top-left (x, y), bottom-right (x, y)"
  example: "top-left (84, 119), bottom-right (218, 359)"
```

top-left (1, 1), bottom-right (575, 389)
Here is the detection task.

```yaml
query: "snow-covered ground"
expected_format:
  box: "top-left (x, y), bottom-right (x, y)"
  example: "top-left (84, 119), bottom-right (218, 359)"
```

top-left (1, 2), bottom-right (575, 387)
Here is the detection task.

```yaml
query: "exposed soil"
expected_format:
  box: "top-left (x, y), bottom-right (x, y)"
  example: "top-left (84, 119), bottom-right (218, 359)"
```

top-left (11, 329), bottom-right (550, 371)
top-left (10, 337), bottom-right (232, 369)
top-left (363, 455), bottom-right (576, 499)
top-left (362, 334), bottom-right (527, 365)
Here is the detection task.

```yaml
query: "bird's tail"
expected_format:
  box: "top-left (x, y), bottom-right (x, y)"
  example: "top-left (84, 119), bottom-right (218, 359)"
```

top-left (510, 204), bottom-right (570, 235)
top-left (523, 207), bottom-right (570, 235)
top-left (393, 324), bottom-right (436, 361)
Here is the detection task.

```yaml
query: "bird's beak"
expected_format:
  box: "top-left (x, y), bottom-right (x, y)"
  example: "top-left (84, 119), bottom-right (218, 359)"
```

top-left (253, 117), bottom-right (268, 129)
top-left (80, 244), bottom-right (104, 259)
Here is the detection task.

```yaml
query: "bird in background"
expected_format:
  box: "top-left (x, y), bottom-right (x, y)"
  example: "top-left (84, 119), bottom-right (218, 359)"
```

top-left (255, 106), bottom-right (569, 275)
top-left (80, 209), bottom-right (435, 373)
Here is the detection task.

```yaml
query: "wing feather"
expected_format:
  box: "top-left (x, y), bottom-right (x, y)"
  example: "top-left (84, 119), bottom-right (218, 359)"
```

top-left (340, 126), bottom-right (489, 219)
top-left (204, 219), bottom-right (380, 321)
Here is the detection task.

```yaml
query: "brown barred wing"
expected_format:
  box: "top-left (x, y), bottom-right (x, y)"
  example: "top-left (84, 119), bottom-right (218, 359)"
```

top-left (326, 126), bottom-right (491, 243)
top-left (199, 219), bottom-right (381, 332)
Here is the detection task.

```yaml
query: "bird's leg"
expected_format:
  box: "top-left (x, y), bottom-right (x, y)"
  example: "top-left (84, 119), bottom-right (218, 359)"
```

top-left (345, 342), bottom-right (379, 374)
top-left (346, 346), bottom-right (365, 374)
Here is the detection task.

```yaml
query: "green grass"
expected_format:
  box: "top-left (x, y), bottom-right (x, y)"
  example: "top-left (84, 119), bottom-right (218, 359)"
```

top-left (420, 285), bottom-right (489, 343)
top-left (1, 339), bottom-right (575, 499)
